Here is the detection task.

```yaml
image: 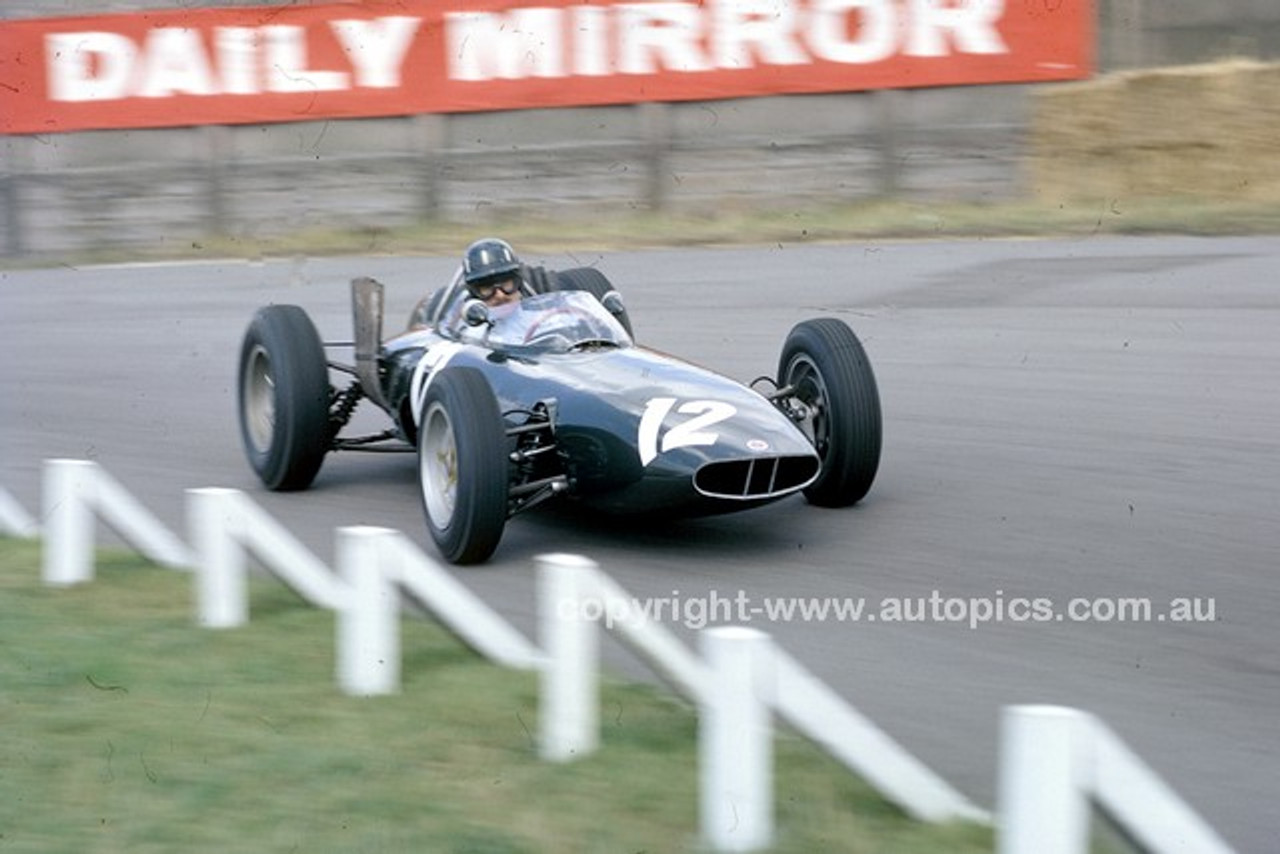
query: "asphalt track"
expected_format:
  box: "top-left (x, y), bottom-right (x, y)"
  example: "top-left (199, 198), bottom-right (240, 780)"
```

top-left (2, 237), bottom-right (1277, 850)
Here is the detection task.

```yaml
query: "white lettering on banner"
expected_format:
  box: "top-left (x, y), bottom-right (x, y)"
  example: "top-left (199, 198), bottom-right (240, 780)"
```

top-left (808, 0), bottom-right (896, 64)
top-left (712, 0), bottom-right (808, 69)
top-left (216, 27), bottom-right (260, 96)
top-left (331, 17), bottom-right (422, 88)
top-left (444, 0), bottom-right (1010, 82)
top-left (264, 25), bottom-right (348, 93)
top-left (445, 8), bottom-right (567, 81)
top-left (616, 3), bottom-right (712, 74)
top-left (47, 32), bottom-right (137, 101)
top-left (572, 5), bottom-right (611, 76)
top-left (907, 0), bottom-right (1007, 56)
top-left (137, 28), bottom-right (218, 98)
top-left (44, 16), bottom-right (421, 102)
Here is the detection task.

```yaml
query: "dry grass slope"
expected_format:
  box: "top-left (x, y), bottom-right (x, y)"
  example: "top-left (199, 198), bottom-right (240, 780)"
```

top-left (1031, 60), bottom-right (1280, 203)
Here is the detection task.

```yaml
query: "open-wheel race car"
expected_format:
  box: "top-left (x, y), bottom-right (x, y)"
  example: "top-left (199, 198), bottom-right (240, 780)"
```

top-left (237, 255), bottom-right (881, 564)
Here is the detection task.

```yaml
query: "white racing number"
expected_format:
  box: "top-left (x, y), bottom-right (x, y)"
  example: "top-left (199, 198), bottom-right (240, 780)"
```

top-left (638, 397), bottom-right (737, 466)
top-left (409, 342), bottom-right (464, 427)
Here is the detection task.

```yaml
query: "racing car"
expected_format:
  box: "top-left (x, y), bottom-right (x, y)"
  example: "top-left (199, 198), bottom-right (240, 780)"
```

top-left (237, 261), bottom-right (881, 564)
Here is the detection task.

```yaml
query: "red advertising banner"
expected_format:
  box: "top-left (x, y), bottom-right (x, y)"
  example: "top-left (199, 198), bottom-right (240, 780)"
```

top-left (1, 1), bottom-right (1093, 135)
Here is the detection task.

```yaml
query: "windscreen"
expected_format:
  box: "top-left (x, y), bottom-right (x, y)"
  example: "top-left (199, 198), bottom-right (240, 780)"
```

top-left (446, 291), bottom-right (632, 354)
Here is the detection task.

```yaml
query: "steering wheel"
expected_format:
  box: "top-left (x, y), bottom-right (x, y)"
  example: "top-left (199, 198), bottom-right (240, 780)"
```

top-left (522, 306), bottom-right (596, 344)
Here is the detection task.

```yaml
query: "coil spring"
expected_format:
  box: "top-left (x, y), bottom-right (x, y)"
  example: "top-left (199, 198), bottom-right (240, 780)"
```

top-left (328, 380), bottom-right (364, 437)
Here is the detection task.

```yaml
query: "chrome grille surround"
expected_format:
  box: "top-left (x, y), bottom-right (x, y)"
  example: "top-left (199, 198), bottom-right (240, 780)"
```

top-left (693, 455), bottom-right (819, 500)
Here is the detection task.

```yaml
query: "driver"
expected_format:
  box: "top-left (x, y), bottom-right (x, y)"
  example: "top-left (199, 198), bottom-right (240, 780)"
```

top-left (462, 237), bottom-right (524, 310)
top-left (406, 237), bottom-right (525, 331)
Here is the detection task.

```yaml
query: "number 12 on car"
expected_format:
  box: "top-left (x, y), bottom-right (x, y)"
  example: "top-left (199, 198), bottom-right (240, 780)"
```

top-left (637, 397), bottom-right (737, 466)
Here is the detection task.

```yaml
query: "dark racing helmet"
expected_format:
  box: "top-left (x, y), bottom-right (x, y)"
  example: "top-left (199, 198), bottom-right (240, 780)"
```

top-left (462, 238), bottom-right (521, 290)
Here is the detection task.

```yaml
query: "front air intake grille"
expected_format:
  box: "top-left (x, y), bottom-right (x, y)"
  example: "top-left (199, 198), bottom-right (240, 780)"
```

top-left (694, 456), bottom-right (819, 500)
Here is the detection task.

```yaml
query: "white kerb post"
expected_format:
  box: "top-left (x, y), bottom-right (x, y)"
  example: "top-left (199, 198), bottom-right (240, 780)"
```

top-left (335, 526), bottom-right (401, 696)
top-left (538, 553), bottom-right (600, 762)
top-left (42, 459), bottom-right (96, 586)
top-left (998, 705), bottom-right (1090, 854)
top-left (700, 626), bottom-right (774, 853)
top-left (188, 487), bottom-right (249, 628)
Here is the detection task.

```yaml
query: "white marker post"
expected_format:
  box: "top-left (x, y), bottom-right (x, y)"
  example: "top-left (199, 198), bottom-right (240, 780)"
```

top-left (42, 459), bottom-right (96, 586)
top-left (538, 553), bottom-right (600, 762)
top-left (335, 526), bottom-right (402, 696)
top-left (998, 705), bottom-right (1089, 854)
top-left (700, 626), bottom-right (774, 853)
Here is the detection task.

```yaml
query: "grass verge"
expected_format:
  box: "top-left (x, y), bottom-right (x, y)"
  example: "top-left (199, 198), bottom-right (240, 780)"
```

top-left (0, 537), bottom-right (992, 853)
top-left (11, 195), bottom-right (1280, 270)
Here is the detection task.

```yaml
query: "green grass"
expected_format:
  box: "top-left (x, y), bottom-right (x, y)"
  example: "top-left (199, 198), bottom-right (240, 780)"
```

top-left (0, 537), bottom-right (992, 853)
top-left (10, 195), bottom-right (1280, 270)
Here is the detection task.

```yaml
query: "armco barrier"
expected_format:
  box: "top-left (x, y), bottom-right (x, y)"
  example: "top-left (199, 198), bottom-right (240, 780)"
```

top-left (6, 457), bottom-right (1239, 853)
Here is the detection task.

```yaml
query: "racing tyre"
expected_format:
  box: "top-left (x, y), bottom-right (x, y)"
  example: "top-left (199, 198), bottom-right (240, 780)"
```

top-left (418, 367), bottom-right (509, 564)
top-left (238, 305), bottom-right (332, 491)
top-left (778, 318), bottom-right (881, 507)
top-left (554, 267), bottom-right (634, 338)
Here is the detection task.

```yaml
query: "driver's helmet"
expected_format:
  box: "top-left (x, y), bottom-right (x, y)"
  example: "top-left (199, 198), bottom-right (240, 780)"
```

top-left (462, 238), bottom-right (521, 297)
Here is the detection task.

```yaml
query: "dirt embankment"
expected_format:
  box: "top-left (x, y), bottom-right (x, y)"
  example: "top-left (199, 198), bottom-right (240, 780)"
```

top-left (1031, 60), bottom-right (1280, 203)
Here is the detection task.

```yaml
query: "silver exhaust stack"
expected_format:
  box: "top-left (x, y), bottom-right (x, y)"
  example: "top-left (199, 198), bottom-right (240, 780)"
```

top-left (351, 277), bottom-right (389, 409)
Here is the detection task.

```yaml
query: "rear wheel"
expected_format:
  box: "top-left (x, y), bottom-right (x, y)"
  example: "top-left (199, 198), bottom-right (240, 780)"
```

top-left (418, 367), bottom-right (510, 564)
top-left (778, 318), bottom-right (881, 507)
top-left (554, 267), bottom-right (634, 338)
top-left (238, 305), bottom-right (331, 491)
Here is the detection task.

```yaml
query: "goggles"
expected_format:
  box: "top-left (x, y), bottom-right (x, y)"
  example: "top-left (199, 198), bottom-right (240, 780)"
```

top-left (470, 276), bottom-right (520, 300)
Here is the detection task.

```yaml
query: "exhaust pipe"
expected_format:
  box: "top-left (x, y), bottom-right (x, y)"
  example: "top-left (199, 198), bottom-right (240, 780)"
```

top-left (351, 277), bottom-right (389, 410)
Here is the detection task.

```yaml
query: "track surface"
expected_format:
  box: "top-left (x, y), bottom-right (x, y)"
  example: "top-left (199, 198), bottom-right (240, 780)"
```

top-left (3, 238), bottom-right (1277, 850)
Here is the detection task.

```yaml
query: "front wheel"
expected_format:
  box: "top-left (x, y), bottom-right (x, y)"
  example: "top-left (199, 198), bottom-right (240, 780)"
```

top-left (237, 305), bottom-right (332, 491)
top-left (418, 367), bottom-right (510, 564)
top-left (778, 318), bottom-right (881, 507)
